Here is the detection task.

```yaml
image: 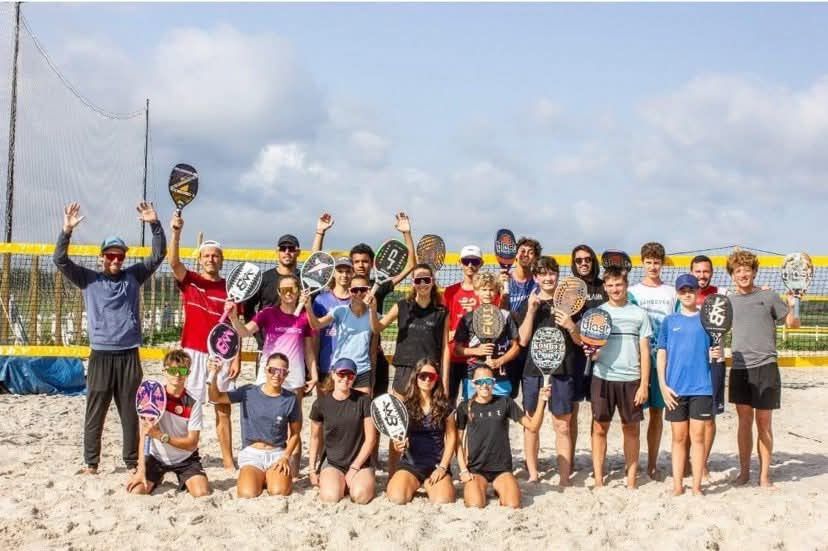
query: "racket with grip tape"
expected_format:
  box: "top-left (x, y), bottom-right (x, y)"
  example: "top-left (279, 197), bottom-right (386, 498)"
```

top-left (294, 251), bottom-right (335, 315)
top-left (579, 308), bottom-right (612, 377)
top-left (371, 239), bottom-right (409, 295)
top-left (416, 234), bottom-right (447, 272)
top-left (494, 229), bottom-right (517, 273)
top-left (168, 163), bottom-right (199, 216)
top-left (371, 393), bottom-right (414, 465)
top-left (135, 380), bottom-right (166, 472)
top-left (780, 252), bottom-right (813, 318)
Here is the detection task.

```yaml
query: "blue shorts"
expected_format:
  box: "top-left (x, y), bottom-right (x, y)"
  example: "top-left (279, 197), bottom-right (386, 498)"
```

top-left (548, 374), bottom-right (589, 416)
top-left (644, 354), bottom-right (666, 410)
top-left (522, 375), bottom-right (543, 414)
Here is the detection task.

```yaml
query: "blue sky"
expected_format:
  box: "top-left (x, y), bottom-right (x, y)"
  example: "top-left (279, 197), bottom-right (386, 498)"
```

top-left (4, 3), bottom-right (828, 253)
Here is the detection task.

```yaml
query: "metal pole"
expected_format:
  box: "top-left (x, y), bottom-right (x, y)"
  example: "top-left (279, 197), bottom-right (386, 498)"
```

top-left (140, 97), bottom-right (149, 246)
top-left (4, 2), bottom-right (21, 243)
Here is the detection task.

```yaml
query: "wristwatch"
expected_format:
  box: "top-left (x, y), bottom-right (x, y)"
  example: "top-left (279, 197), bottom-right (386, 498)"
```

top-left (160, 433), bottom-right (170, 444)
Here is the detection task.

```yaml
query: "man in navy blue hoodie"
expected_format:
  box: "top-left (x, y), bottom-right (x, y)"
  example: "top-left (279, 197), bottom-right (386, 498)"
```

top-left (53, 201), bottom-right (166, 474)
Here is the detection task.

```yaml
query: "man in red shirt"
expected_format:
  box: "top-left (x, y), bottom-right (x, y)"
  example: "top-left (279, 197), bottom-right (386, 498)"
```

top-left (169, 212), bottom-right (242, 470)
top-left (443, 245), bottom-right (500, 403)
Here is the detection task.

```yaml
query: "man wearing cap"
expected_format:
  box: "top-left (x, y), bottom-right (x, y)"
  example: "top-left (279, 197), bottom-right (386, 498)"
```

top-left (168, 211), bottom-right (241, 470)
top-left (53, 201), bottom-right (166, 474)
top-left (655, 274), bottom-right (718, 495)
top-left (443, 245), bottom-right (500, 403)
top-left (312, 255), bottom-right (355, 384)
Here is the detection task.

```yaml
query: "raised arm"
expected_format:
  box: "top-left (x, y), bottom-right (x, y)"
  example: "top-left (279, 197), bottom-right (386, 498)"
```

top-left (225, 302), bottom-right (259, 338)
top-left (52, 202), bottom-right (95, 288)
top-left (390, 212), bottom-right (416, 286)
top-left (167, 212), bottom-right (187, 282)
top-left (132, 202), bottom-right (167, 285)
top-left (311, 212), bottom-right (334, 253)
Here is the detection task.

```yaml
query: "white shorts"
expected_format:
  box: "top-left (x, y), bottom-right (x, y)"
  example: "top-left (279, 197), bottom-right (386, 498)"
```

top-left (238, 446), bottom-right (286, 471)
top-left (184, 348), bottom-right (236, 404)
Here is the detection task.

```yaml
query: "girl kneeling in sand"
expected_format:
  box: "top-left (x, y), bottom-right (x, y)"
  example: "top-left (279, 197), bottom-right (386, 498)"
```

top-left (386, 358), bottom-right (457, 505)
top-left (308, 358), bottom-right (378, 504)
top-left (457, 363), bottom-right (549, 508)
top-left (208, 353), bottom-right (302, 498)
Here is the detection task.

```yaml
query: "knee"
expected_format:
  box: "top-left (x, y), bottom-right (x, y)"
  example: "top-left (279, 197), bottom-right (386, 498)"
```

top-left (350, 488), bottom-right (374, 505)
top-left (429, 492), bottom-right (455, 505)
top-left (319, 488), bottom-right (343, 503)
top-left (501, 497), bottom-right (521, 509)
top-left (236, 486), bottom-right (261, 499)
top-left (267, 485), bottom-right (292, 497)
top-left (189, 486), bottom-right (210, 498)
top-left (386, 487), bottom-right (410, 505)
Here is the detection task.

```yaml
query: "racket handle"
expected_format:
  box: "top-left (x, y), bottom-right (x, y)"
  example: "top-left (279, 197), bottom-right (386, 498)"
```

top-left (294, 298), bottom-right (305, 316)
top-left (584, 357), bottom-right (593, 377)
top-left (218, 301), bottom-right (235, 324)
top-left (143, 434), bottom-right (151, 456)
top-left (175, 208), bottom-right (182, 217)
top-left (370, 281), bottom-right (380, 295)
top-left (793, 296), bottom-right (801, 318)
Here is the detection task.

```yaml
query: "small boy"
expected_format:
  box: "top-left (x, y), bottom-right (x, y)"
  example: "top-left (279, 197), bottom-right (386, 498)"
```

top-left (453, 271), bottom-right (520, 400)
top-left (656, 274), bottom-right (717, 496)
top-left (127, 350), bottom-right (210, 497)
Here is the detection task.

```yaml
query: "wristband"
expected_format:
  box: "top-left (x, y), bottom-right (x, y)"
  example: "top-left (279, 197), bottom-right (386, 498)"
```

top-left (459, 469), bottom-right (469, 477)
top-left (435, 464), bottom-right (447, 472)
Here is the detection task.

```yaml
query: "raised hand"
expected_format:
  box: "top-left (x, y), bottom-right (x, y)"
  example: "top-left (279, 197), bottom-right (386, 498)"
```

top-left (316, 212), bottom-right (334, 233)
top-left (136, 201), bottom-right (158, 224)
top-left (394, 212), bottom-right (411, 234)
top-left (170, 212), bottom-right (184, 233)
top-left (63, 202), bottom-right (85, 233)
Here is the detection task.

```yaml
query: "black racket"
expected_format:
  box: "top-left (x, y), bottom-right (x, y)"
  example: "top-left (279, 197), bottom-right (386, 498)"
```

top-left (600, 250), bottom-right (632, 272)
top-left (416, 234), bottom-right (447, 272)
top-left (207, 323), bottom-right (241, 361)
top-left (294, 251), bottom-right (335, 315)
top-left (371, 239), bottom-right (409, 294)
top-left (494, 228), bottom-right (517, 273)
top-left (529, 326), bottom-right (566, 376)
top-left (701, 293), bottom-right (733, 365)
top-left (168, 163), bottom-right (199, 215)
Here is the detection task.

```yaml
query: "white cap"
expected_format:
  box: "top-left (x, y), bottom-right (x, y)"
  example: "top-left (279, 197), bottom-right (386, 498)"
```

top-left (198, 240), bottom-right (223, 253)
top-left (460, 245), bottom-right (482, 259)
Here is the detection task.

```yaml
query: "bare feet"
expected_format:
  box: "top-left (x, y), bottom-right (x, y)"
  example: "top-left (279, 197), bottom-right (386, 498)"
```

top-left (673, 486), bottom-right (685, 496)
top-left (759, 478), bottom-right (776, 489)
top-left (78, 465), bottom-right (98, 475)
top-left (733, 472), bottom-right (750, 485)
top-left (702, 467), bottom-right (711, 482)
top-left (691, 487), bottom-right (704, 496)
top-left (648, 466), bottom-right (664, 481)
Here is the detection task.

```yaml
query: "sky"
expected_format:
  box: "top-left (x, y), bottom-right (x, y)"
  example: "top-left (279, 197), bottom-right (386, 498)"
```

top-left (1, 2), bottom-right (827, 254)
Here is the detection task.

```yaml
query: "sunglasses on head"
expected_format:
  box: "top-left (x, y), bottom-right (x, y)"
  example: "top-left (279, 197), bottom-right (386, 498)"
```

top-left (413, 276), bottom-right (433, 285)
top-left (278, 287), bottom-right (298, 295)
top-left (461, 257), bottom-right (482, 267)
top-left (267, 366), bottom-right (288, 376)
top-left (279, 245), bottom-right (298, 253)
top-left (416, 371), bottom-right (439, 383)
top-left (472, 377), bottom-right (495, 387)
top-left (349, 286), bottom-right (369, 295)
top-left (574, 257), bottom-right (592, 265)
top-left (165, 365), bottom-right (190, 377)
top-left (334, 370), bottom-right (356, 381)
top-left (104, 252), bottom-right (125, 262)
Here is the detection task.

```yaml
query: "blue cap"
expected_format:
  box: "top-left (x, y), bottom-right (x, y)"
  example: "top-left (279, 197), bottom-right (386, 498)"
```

top-left (100, 236), bottom-right (129, 253)
top-left (332, 357), bottom-right (357, 374)
top-left (675, 273), bottom-right (699, 290)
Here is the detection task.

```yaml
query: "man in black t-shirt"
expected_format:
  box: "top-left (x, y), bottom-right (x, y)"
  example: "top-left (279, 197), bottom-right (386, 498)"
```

top-left (456, 364), bottom-right (549, 509)
top-left (349, 212), bottom-right (416, 395)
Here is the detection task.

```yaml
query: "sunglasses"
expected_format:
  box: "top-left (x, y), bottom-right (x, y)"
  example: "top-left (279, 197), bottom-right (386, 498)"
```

top-left (267, 366), bottom-right (288, 376)
top-left (413, 276), bottom-right (433, 285)
top-left (165, 366), bottom-right (190, 377)
top-left (574, 257), bottom-right (592, 265)
top-left (278, 287), bottom-right (298, 295)
top-left (334, 370), bottom-right (356, 381)
top-left (279, 246), bottom-right (298, 253)
top-left (349, 286), bottom-right (369, 295)
top-left (417, 371), bottom-right (439, 383)
top-left (472, 377), bottom-right (495, 387)
top-left (104, 252), bottom-right (125, 262)
top-left (461, 258), bottom-right (482, 267)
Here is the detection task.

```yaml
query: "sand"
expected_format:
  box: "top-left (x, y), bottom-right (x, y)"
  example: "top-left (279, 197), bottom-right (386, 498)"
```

top-left (1, 365), bottom-right (827, 551)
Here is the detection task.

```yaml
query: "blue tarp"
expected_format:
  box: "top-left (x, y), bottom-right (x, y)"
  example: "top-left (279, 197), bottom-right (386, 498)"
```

top-left (0, 356), bottom-right (86, 395)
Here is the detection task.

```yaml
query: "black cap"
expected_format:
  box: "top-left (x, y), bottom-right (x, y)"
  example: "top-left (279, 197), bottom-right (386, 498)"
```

top-left (277, 234), bottom-right (299, 248)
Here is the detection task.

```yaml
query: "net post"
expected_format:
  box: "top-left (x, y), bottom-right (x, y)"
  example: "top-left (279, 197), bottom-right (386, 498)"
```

top-left (0, 253), bottom-right (10, 344)
top-left (26, 255), bottom-right (39, 344)
top-left (54, 268), bottom-right (64, 345)
top-left (4, 2), bottom-right (21, 244)
top-left (140, 98), bottom-right (149, 247)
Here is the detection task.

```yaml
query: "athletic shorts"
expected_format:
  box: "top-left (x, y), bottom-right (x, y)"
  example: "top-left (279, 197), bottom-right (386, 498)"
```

top-left (354, 371), bottom-right (372, 390)
top-left (397, 463), bottom-right (452, 484)
top-left (392, 365), bottom-right (415, 395)
top-left (591, 377), bottom-right (644, 424)
top-left (470, 469), bottom-right (509, 483)
top-left (321, 460), bottom-right (375, 476)
top-left (729, 362), bottom-right (781, 410)
top-left (184, 348), bottom-right (235, 404)
top-left (238, 446), bottom-right (286, 471)
top-left (508, 351), bottom-right (527, 399)
top-left (549, 373), bottom-right (590, 416)
top-left (665, 396), bottom-right (715, 422)
top-left (522, 375), bottom-right (544, 414)
top-left (711, 361), bottom-right (726, 415)
top-left (145, 451), bottom-right (206, 491)
top-left (644, 354), bottom-right (666, 410)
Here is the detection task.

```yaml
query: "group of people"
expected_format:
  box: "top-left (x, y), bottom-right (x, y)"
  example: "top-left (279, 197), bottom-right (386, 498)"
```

top-left (53, 201), bottom-right (799, 508)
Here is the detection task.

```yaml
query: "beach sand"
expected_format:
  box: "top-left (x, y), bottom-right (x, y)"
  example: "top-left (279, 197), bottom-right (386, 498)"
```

top-left (1, 365), bottom-right (826, 550)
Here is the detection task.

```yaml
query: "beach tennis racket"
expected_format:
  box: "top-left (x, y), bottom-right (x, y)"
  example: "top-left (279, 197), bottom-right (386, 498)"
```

top-left (217, 262), bottom-right (263, 323)
top-left (553, 276), bottom-right (588, 317)
top-left (530, 326), bottom-right (566, 376)
top-left (371, 393), bottom-right (413, 465)
top-left (207, 322), bottom-right (241, 361)
top-left (168, 163), bottom-right (199, 216)
top-left (701, 293), bottom-right (733, 364)
top-left (371, 239), bottom-right (409, 294)
top-left (781, 252), bottom-right (813, 318)
top-left (601, 250), bottom-right (632, 272)
top-left (579, 308), bottom-right (612, 377)
top-left (416, 234), bottom-right (447, 272)
top-left (136, 380), bottom-right (166, 471)
top-left (294, 251), bottom-right (335, 315)
top-left (472, 303), bottom-right (506, 370)
top-left (494, 228), bottom-right (517, 273)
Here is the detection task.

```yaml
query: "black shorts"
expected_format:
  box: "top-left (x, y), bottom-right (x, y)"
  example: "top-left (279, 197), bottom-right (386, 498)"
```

top-left (665, 396), bottom-right (715, 422)
top-left (374, 349), bottom-right (390, 396)
top-left (392, 365), bottom-right (415, 395)
top-left (508, 350), bottom-right (527, 399)
top-left (591, 377), bottom-right (643, 424)
top-left (548, 373), bottom-right (590, 416)
top-left (470, 469), bottom-right (508, 483)
top-left (397, 462), bottom-right (451, 484)
top-left (353, 370), bottom-right (372, 390)
top-left (145, 451), bottom-right (206, 491)
top-left (522, 375), bottom-right (543, 413)
top-left (711, 361), bottom-right (726, 415)
top-left (729, 363), bottom-right (781, 410)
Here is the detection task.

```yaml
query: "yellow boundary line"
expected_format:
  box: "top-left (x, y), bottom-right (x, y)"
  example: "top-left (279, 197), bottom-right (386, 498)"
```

top-left (1, 345), bottom-right (825, 368)
top-left (1, 243), bottom-right (827, 268)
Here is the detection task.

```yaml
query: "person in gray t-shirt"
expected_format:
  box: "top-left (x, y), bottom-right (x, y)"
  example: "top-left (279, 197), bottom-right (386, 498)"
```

top-left (726, 250), bottom-right (798, 488)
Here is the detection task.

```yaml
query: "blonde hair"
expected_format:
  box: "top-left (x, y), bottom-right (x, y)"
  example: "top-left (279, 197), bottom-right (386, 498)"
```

top-left (472, 271), bottom-right (501, 293)
top-left (726, 250), bottom-right (759, 275)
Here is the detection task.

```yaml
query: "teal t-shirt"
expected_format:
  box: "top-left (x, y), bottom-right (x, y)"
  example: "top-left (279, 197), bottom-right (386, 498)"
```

top-left (593, 302), bottom-right (653, 382)
top-left (330, 305), bottom-right (373, 375)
